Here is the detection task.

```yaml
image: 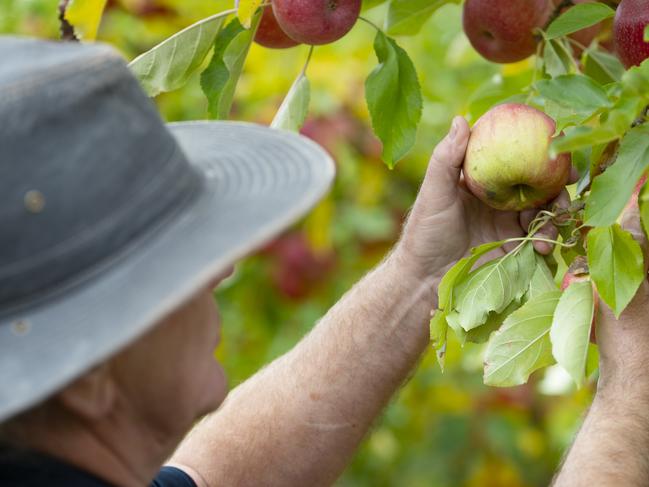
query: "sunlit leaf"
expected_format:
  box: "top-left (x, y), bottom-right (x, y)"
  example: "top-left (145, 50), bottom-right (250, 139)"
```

top-left (587, 224), bottom-right (644, 317)
top-left (453, 244), bottom-right (535, 332)
top-left (430, 240), bottom-right (506, 358)
top-left (129, 12), bottom-right (231, 97)
top-left (64, 0), bottom-right (108, 41)
top-left (550, 280), bottom-right (595, 387)
top-left (484, 290), bottom-right (561, 387)
top-left (526, 254), bottom-right (558, 300)
top-left (271, 73), bottom-right (311, 131)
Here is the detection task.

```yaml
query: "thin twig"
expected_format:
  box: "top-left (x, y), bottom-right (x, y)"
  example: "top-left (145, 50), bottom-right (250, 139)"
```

top-left (58, 0), bottom-right (78, 41)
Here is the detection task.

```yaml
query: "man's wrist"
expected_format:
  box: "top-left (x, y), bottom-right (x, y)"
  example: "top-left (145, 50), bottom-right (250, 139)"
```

top-left (386, 247), bottom-right (442, 309)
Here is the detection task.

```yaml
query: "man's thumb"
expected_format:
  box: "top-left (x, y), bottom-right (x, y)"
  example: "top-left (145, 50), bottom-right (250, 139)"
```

top-left (420, 116), bottom-right (471, 206)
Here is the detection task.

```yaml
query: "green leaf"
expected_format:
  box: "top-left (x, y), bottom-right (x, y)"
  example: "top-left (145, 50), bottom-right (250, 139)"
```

top-left (526, 254), bottom-right (558, 300)
top-left (587, 224), bottom-right (645, 317)
top-left (365, 31), bottom-right (422, 168)
top-left (436, 241), bottom-right (507, 315)
top-left (465, 301), bottom-right (520, 344)
top-left (271, 74), bottom-right (311, 132)
top-left (550, 100), bottom-right (640, 156)
top-left (586, 343), bottom-right (600, 378)
top-left (201, 15), bottom-right (259, 120)
top-left (550, 280), bottom-right (595, 387)
top-left (385, 0), bottom-right (459, 36)
top-left (430, 240), bottom-right (506, 352)
top-left (484, 290), bottom-right (561, 387)
top-left (543, 38), bottom-right (575, 78)
top-left (430, 311), bottom-right (448, 370)
top-left (545, 2), bottom-right (615, 40)
top-left (129, 12), bottom-right (230, 97)
top-left (446, 310), bottom-right (467, 345)
top-left (640, 181), bottom-right (649, 240)
top-left (584, 48), bottom-right (625, 84)
top-left (645, 25), bottom-right (649, 42)
top-left (585, 125), bottom-right (649, 227)
top-left (536, 74), bottom-right (610, 117)
top-left (453, 244), bottom-right (536, 332)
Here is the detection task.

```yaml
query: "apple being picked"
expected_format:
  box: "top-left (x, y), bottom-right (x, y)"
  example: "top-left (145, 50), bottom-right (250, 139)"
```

top-left (463, 103), bottom-right (571, 212)
top-left (462, 0), bottom-right (552, 63)
top-left (614, 0), bottom-right (649, 68)
top-left (255, 7), bottom-right (300, 49)
top-left (272, 0), bottom-right (361, 45)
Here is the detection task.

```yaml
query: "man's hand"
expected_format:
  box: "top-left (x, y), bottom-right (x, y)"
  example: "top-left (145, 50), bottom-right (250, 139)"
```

top-left (553, 205), bottom-right (649, 487)
top-left (397, 116), bottom-right (568, 282)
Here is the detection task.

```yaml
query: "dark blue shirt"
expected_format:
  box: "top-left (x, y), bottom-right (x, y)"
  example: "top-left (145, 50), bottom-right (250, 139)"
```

top-left (0, 445), bottom-right (197, 486)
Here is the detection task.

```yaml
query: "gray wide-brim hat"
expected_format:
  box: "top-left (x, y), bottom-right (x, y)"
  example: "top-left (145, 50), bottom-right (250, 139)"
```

top-left (0, 37), bottom-right (335, 422)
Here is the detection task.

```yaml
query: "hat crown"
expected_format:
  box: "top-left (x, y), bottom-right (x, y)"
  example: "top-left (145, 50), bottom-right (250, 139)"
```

top-left (0, 37), bottom-right (202, 314)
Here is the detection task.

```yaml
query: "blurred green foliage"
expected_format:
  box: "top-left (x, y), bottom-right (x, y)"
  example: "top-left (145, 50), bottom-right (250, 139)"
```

top-left (2, 1), bottom-right (595, 485)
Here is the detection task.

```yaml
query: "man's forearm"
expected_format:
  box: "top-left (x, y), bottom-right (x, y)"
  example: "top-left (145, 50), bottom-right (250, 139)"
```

top-left (552, 385), bottom-right (649, 487)
top-left (171, 250), bottom-right (438, 486)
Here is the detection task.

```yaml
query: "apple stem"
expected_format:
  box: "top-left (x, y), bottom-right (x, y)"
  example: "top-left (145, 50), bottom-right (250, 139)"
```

top-left (300, 45), bottom-right (315, 77)
top-left (518, 185), bottom-right (527, 204)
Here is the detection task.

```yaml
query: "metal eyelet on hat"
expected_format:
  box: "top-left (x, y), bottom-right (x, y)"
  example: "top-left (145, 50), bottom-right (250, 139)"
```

top-left (24, 190), bottom-right (45, 213)
top-left (11, 320), bottom-right (31, 336)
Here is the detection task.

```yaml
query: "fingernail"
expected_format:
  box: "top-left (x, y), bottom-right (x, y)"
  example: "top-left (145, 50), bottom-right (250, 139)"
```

top-left (449, 118), bottom-right (459, 141)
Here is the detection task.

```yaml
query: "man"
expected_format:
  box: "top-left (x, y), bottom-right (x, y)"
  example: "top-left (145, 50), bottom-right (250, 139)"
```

top-left (0, 36), bottom-right (647, 487)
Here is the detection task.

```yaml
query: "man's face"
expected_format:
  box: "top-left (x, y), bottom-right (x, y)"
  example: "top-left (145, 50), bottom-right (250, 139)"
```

top-left (110, 268), bottom-right (233, 440)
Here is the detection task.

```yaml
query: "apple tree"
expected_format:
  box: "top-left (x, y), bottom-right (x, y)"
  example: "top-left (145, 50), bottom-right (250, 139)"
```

top-left (60, 0), bottom-right (649, 389)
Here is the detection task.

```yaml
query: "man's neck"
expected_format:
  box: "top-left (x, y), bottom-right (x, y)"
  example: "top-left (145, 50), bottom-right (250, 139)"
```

top-left (12, 412), bottom-right (178, 487)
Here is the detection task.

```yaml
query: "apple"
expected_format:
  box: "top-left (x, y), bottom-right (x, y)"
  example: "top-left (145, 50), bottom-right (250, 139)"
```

top-left (272, 0), bottom-right (361, 45)
top-left (463, 103), bottom-right (571, 211)
top-left (254, 6), bottom-right (300, 49)
top-left (561, 256), bottom-right (598, 343)
top-left (462, 0), bottom-right (552, 63)
top-left (614, 0), bottom-right (649, 67)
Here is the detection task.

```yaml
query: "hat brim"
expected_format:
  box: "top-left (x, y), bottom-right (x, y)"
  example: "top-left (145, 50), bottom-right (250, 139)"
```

top-left (0, 121), bottom-right (335, 422)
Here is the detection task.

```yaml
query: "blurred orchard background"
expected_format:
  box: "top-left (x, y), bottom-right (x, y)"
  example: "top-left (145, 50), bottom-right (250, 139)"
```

top-left (2, 1), bottom-right (597, 485)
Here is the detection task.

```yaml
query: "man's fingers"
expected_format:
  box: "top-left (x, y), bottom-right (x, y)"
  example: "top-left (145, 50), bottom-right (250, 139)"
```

top-left (519, 189), bottom-right (571, 254)
top-left (519, 209), bottom-right (536, 233)
top-left (421, 117), bottom-right (471, 207)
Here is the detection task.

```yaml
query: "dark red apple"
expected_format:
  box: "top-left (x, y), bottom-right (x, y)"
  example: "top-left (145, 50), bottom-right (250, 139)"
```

top-left (254, 6), bottom-right (300, 49)
top-left (272, 0), bottom-right (361, 45)
top-left (614, 0), bottom-right (649, 67)
top-left (462, 0), bottom-right (552, 63)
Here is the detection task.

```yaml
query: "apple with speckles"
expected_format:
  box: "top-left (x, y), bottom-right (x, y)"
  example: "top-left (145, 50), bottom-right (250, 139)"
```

top-left (462, 0), bottom-right (552, 63)
top-left (614, 0), bottom-right (649, 67)
top-left (272, 0), bottom-right (361, 46)
top-left (462, 103), bottom-right (571, 212)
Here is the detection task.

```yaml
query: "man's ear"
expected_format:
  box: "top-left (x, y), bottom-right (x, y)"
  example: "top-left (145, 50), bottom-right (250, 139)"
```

top-left (56, 363), bottom-right (117, 420)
